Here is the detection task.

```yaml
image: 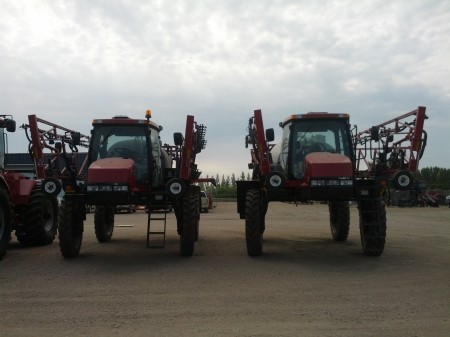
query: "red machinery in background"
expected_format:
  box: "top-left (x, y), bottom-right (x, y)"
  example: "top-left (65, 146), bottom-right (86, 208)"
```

top-left (353, 106), bottom-right (427, 190)
top-left (1, 114), bottom-right (88, 259)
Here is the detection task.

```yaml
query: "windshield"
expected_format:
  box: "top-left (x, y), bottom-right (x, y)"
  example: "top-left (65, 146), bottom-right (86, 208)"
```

top-left (89, 125), bottom-right (149, 163)
top-left (289, 119), bottom-right (352, 178)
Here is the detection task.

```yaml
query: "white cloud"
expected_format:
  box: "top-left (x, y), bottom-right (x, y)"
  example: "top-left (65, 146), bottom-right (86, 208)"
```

top-left (1, 0), bottom-right (449, 173)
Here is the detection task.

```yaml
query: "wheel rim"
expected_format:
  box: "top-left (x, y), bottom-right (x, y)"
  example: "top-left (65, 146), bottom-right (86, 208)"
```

top-left (44, 181), bottom-right (57, 194)
top-left (397, 174), bottom-right (410, 188)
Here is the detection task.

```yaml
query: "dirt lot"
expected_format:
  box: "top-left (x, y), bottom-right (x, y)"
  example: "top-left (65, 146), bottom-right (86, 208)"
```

top-left (1, 202), bottom-right (449, 337)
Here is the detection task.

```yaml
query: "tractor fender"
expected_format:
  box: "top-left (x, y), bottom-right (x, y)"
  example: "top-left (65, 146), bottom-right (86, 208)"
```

top-left (1, 171), bottom-right (37, 206)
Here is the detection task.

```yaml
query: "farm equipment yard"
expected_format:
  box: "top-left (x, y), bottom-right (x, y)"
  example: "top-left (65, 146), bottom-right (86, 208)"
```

top-left (1, 202), bottom-right (449, 337)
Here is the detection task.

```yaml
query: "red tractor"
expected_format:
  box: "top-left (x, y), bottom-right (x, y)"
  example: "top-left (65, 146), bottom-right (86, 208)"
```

top-left (1, 114), bottom-right (84, 259)
top-left (58, 110), bottom-right (209, 258)
top-left (0, 115), bottom-right (19, 259)
top-left (237, 107), bottom-right (427, 257)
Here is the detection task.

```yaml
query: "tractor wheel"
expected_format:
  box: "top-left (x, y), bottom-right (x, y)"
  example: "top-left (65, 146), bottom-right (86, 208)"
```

top-left (392, 171), bottom-right (413, 190)
top-left (94, 205), bottom-right (115, 243)
top-left (0, 188), bottom-right (12, 260)
top-left (245, 189), bottom-right (264, 256)
top-left (16, 186), bottom-right (58, 246)
top-left (329, 201), bottom-right (350, 241)
top-left (58, 198), bottom-right (84, 258)
top-left (179, 186), bottom-right (197, 256)
top-left (358, 198), bottom-right (386, 257)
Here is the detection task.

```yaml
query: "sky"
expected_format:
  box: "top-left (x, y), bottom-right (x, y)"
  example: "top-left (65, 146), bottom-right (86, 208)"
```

top-left (1, 0), bottom-right (449, 178)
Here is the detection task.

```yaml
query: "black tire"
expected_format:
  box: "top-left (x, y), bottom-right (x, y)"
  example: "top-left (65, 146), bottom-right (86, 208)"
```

top-left (58, 198), bottom-right (84, 258)
top-left (179, 186), bottom-right (198, 256)
top-left (358, 198), bottom-right (386, 256)
top-left (16, 186), bottom-right (58, 246)
top-left (245, 189), bottom-right (264, 256)
top-left (0, 188), bottom-right (12, 260)
top-left (329, 201), bottom-right (350, 241)
top-left (194, 187), bottom-right (200, 242)
top-left (94, 205), bottom-right (115, 243)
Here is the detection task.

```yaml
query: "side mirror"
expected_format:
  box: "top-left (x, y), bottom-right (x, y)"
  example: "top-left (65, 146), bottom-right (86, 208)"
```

top-left (6, 119), bottom-right (16, 132)
top-left (174, 132), bottom-right (183, 146)
top-left (265, 128), bottom-right (274, 142)
top-left (370, 126), bottom-right (379, 142)
top-left (71, 132), bottom-right (81, 145)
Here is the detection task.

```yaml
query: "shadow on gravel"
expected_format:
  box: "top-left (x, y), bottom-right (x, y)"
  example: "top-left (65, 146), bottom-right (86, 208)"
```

top-left (252, 236), bottom-right (386, 272)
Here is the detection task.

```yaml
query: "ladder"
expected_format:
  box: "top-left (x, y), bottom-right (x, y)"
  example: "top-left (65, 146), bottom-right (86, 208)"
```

top-left (146, 193), bottom-right (171, 248)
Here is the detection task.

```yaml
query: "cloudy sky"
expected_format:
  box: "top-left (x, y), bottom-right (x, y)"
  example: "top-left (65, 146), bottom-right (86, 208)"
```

top-left (1, 0), bottom-right (449, 177)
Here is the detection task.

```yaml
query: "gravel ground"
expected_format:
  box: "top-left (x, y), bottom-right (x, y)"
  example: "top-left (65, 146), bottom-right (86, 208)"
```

top-left (1, 202), bottom-right (449, 337)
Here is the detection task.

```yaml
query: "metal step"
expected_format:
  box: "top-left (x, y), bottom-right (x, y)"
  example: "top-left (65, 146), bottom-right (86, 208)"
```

top-left (146, 193), bottom-right (170, 249)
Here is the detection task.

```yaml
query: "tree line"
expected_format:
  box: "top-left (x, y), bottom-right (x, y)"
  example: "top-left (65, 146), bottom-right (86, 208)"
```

top-left (414, 167), bottom-right (450, 190)
top-left (199, 172), bottom-right (251, 198)
top-left (199, 167), bottom-right (450, 198)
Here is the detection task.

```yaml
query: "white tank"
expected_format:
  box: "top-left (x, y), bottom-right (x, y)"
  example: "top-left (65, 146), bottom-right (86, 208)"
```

top-left (160, 148), bottom-right (173, 169)
top-left (270, 142), bottom-right (287, 173)
top-left (271, 143), bottom-right (282, 165)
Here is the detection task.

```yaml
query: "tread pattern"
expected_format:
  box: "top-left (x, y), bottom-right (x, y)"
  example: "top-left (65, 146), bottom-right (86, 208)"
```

top-left (58, 198), bottom-right (84, 258)
top-left (94, 205), bottom-right (115, 243)
top-left (359, 198), bottom-right (387, 256)
top-left (0, 188), bottom-right (12, 260)
top-left (16, 186), bottom-right (57, 246)
top-left (245, 189), bottom-right (263, 256)
top-left (180, 186), bottom-right (197, 256)
top-left (329, 201), bottom-right (350, 242)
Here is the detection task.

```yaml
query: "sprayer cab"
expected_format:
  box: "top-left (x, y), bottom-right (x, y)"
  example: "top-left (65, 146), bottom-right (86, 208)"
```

top-left (273, 113), bottom-right (354, 190)
top-left (241, 111), bottom-right (355, 203)
top-left (85, 115), bottom-right (167, 205)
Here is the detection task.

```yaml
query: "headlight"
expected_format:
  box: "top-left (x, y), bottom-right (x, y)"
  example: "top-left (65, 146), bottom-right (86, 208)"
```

top-left (87, 186), bottom-right (99, 192)
top-left (87, 185), bottom-right (128, 192)
top-left (311, 178), bottom-right (353, 187)
top-left (113, 185), bottom-right (129, 192)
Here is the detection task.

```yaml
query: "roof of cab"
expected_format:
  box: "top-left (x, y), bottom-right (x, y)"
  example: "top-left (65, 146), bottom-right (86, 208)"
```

top-left (280, 112), bottom-right (349, 127)
top-left (92, 115), bottom-right (161, 130)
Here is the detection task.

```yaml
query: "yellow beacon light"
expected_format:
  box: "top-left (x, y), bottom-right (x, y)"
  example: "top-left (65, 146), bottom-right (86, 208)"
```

top-left (146, 109), bottom-right (152, 119)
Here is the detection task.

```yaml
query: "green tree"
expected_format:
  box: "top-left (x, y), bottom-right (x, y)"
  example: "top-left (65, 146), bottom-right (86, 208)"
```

top-left (221, 175), bottom-right (227, 187)
top-left (415, 167), bottom-right (450, 190)
top-left (231, 173), bottom-right (236, 187)
top-left (215, 174), bottom-right (220, 187)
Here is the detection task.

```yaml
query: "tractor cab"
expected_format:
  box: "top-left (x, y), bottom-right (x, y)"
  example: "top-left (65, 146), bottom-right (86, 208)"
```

top-left (274, 113), bottom-right (354, 181)
top-left (86, 114), bottom-right (165, 205)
